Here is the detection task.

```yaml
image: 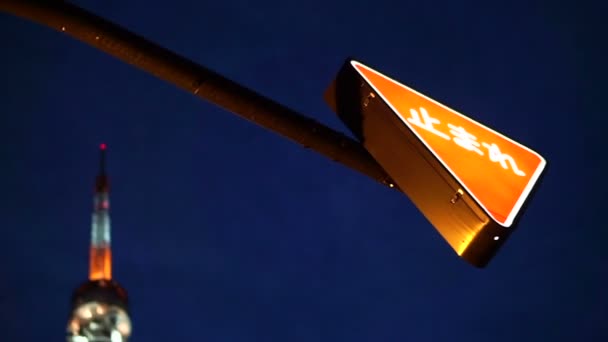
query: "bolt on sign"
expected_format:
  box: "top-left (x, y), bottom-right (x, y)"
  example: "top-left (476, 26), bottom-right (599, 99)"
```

top-left (324, 59), bottom-right (547, 267)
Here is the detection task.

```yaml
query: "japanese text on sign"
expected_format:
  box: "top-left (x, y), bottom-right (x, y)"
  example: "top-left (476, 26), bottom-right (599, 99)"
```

top-left (407, 107), bottom-right (526, 176)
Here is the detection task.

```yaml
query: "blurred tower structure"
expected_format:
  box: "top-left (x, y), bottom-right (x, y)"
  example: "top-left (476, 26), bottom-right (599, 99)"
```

top-left (66, 144), bottom-right (132, 342)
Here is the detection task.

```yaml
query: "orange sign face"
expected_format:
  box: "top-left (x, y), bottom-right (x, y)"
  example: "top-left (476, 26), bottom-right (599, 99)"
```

top-left (352, 61), bottom-right (546, 227)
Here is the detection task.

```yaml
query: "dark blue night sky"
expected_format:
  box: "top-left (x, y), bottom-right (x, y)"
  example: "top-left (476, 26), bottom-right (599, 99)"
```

top-left (1, 1), bottom-right (604, 341)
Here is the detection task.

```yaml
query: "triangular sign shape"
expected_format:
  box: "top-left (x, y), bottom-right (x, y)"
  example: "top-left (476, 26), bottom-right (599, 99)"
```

top-left (324, 59), bottom-right (548, 266)
top-left (350, 61), bottom-right (546, 227)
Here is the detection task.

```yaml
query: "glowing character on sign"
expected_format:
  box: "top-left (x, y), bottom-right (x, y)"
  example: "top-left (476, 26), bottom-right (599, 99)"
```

top-left (482, 142), bottom-right (526, 176)
top-left (447, 123), bottom-right (484, 156)
top-left (407, 107), bottom-right (450, 140)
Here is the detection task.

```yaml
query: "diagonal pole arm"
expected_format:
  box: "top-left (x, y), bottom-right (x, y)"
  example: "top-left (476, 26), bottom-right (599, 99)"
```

top-left (0, 0), bottom-right (397, 190)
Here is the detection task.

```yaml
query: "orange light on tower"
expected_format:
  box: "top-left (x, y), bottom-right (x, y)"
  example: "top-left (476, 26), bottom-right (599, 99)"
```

top-left (325, 59), bottom-right (547, 267)
top-left (89, 245), bottom-right (112, 281)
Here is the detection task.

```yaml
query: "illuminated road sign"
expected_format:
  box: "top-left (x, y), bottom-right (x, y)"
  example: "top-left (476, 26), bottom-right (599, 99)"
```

top-left (325, 59), bottom-right (547, 267)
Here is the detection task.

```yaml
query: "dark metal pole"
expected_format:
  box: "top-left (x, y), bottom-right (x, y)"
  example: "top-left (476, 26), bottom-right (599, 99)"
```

top-left (0, 0), bottom-right (398, 190)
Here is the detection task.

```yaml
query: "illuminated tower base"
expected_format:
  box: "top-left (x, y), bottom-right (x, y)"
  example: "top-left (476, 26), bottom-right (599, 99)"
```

top-left (67, 280), bottom-right (131, 342)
